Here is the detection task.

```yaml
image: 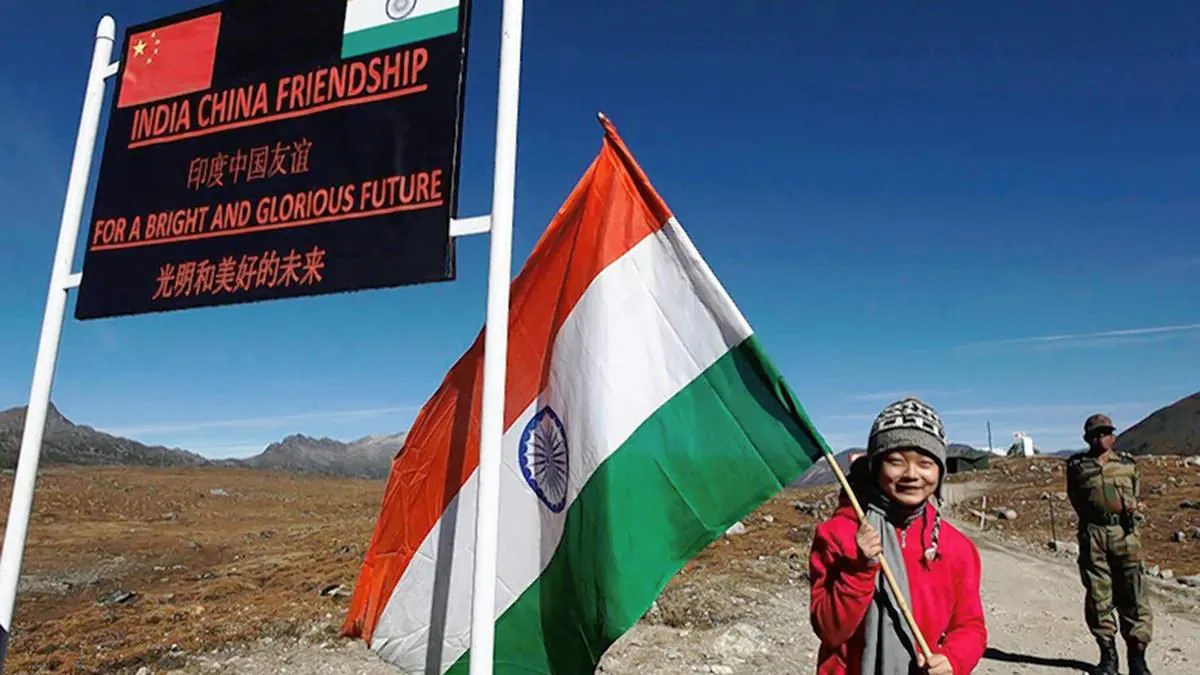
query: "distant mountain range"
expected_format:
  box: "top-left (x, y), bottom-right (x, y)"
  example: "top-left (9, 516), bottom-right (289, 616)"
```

top-left (237, 432), bottom-right (405, 478)
top-left (0, 404), bottom-right (404, 479)
top-left (0, 404), bottom-right (209, 468)
top-left (3, 390), bottom-right (1196, 479)
top-left (792, 443), bottom-right (993, 488)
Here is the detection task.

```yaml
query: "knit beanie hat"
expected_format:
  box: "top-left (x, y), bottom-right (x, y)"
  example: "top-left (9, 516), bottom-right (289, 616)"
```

top-left (866, 396), bottom-right (949, 562)
top-left (867, 396), bottom-right (948, 479)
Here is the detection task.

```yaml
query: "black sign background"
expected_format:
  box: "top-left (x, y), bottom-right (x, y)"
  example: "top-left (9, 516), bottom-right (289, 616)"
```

top-left (75, 0), bottom-right (472, 320)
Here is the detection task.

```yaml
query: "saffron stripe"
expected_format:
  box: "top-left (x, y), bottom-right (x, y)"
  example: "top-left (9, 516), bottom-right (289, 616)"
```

top-left (342, 129), bottom-right (677, 642)
top-left (367, 218), bottom-right (754, 670)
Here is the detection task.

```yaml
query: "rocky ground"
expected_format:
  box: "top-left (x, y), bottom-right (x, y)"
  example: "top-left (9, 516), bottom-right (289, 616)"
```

top-left (157, 513), bottom-right (1200, 675)
top-left (5, 460), bottom-right (1200, 674)
top-left (945, 455), bottom-right (1200, 580)
top-left (0, 467), bottom-right (382, 674)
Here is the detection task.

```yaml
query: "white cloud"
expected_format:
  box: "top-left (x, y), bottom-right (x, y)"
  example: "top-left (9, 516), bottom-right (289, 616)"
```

top-left (956, 323), bottom-right (1200, 351)
top-left (936, 402), bottom-right (1152, 418)
top-left (845, 389), bottom-right (972, 403)
top-left (818, 402), bottom-right (1152, 427)
top-left (105, 405), bottom-right (419, 437)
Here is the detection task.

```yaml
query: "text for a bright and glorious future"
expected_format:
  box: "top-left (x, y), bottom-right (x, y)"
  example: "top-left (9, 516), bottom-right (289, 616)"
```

top-left (151, 245), bottom-right (326, 300)
top-left (128, 46), bottom-right (430, 147)
top-left (89, 168), bottom-right (444, 251)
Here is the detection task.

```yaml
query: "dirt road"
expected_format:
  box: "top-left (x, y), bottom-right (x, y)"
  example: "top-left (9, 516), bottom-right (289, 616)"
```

top-left (601, 522), bottom-right (1200, 675)
top-left (172, 521), bottom-right (1200, 674)
top-left (964, 532), bottom-right (1199, 675)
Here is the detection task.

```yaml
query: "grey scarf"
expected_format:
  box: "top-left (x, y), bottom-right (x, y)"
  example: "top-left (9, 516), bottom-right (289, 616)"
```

top-left (859, 497), bottom-right (921, 675)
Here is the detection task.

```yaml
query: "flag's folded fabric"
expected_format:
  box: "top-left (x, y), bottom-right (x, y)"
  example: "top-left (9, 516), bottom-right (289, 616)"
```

top-left (342, 117), bottom-right (831, 673)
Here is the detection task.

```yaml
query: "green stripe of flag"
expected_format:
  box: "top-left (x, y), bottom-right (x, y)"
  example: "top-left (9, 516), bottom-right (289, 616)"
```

top-left (447, 336), bottom-right (826, 673)
top-left (341, 7), bottom-right (460, 59)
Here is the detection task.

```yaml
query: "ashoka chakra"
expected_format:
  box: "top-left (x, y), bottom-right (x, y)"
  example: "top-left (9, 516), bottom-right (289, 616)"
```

top-left (518, 406), bottom-right (569, 513)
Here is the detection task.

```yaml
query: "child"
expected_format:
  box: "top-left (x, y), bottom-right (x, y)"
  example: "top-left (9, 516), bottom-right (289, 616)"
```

top-left (809, 397), bottom-right (987, 674)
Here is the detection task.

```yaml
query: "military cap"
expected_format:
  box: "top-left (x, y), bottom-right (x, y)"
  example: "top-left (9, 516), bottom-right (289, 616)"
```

top-left (1084, 413), bottom-right (1116, 437)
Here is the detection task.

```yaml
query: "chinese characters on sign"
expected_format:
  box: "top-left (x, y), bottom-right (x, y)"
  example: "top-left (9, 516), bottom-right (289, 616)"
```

top-left (187, 137), bottom-right (312, 190)
top-left (75, 0), bottom-right (472, 319)
top-left (151, 246), bottom-right (326, 300)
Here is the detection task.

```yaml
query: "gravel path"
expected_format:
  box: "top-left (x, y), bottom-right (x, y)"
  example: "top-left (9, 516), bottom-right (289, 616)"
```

top-left (167, 524), bottom-right (1200, 674)
top-left (965, 531), bottom-right (1198, 675)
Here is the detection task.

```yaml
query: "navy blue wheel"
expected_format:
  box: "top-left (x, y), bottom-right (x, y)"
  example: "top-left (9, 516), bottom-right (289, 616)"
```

top-left (518, 406), bottom-right (569, 513)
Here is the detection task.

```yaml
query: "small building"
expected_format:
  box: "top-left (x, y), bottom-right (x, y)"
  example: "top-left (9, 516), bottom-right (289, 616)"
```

top-left (947, 450), bottom-right (992, 474)
top-left (1008, 432), bottom-right (1036, 457)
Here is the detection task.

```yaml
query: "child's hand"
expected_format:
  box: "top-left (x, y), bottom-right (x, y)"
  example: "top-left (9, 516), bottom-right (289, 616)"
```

top-left (855, 521), bottom-right (882, 562)
top-left (916, 651), bottom-right (954, 675)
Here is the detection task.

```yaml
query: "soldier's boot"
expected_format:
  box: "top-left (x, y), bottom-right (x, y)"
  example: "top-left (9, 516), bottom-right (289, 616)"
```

top-left (1092, 639), bottom-right (1119, 675)
top-left (1127, 643), bottom-right (1152, 675)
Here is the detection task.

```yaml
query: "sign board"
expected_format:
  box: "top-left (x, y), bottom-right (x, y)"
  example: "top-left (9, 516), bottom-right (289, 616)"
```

top-left (75, 0), bottom-right (472, 320)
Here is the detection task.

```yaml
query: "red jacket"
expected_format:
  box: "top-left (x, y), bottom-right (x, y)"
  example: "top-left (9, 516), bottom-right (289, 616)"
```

top-left (808, 499), bottom-right (987, 675)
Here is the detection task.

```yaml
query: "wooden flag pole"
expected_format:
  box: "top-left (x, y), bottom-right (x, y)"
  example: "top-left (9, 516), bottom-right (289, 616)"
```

top-left (821, 451), bottom-right (935, 662)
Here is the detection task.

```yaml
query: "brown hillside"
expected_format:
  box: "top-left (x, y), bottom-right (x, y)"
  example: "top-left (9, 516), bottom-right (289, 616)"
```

top-left (0, 466), bottom-right (841, 674)
top-left (945, 456), bottom-right (1200, 578)
top-left (1, 459), bottom-right (1196, 673)
top-left (0, 467), bottom-right (384, 674)
top-left (1115, 391), bottom-right (1200, 457)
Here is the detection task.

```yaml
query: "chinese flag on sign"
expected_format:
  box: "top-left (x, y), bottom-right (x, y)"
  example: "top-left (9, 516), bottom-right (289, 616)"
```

top-left (117, 12), bottom-right (222, 109)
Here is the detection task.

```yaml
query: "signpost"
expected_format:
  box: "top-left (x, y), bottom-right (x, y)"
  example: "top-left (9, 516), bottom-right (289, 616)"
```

top-left (75, 0), bottom-right (472, 319)
top-left (0, 0), bottom-right (524, 672)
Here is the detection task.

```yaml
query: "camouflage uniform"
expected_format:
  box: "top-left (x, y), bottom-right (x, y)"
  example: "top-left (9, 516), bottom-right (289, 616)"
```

top-left (1065, 414), bottom-right (1153, 674)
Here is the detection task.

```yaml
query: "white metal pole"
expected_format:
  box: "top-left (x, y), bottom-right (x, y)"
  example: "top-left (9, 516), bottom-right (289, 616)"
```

top-left (0, 15), bottom-right (116, 666)
top-left (468, 0), bottom-right (524, 671)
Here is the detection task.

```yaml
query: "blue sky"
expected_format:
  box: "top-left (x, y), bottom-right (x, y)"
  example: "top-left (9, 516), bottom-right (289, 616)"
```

top-left (2, 0), bottom-right (1199, 457)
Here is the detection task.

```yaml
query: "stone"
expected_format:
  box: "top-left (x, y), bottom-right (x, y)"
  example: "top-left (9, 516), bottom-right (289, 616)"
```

top-left (996, 508), bottom-right (1018, 521)
top-left (96, 590), bottom-right (137, 607)
top-left (318, 584), bottom-right (351, 598)
top-left (724, 521), bottom-right (747, 537)
top-left (1172, 531), bottom-right (1188, 543)
top-left (711, 623), bottom-right (769, 659)
top-left (1050, 540), bottom-right (1079, 556)
top-left (792, 500), bottom-right (818, 515)
top-left (1178, 575), bottom-right (1200, 588)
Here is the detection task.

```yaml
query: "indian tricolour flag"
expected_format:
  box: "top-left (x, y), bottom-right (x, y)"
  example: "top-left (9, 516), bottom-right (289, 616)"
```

top-left (342, 0), bottom-right (461, 59)
top-left (341, 117), bottom-right (831, 673)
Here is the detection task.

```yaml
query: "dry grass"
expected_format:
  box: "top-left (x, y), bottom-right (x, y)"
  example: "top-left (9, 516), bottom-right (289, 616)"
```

top-left (0, 466), bottom-right (837, 673)
top-left (946, 455), bottom-right (1200, 577)
top-left (0, 466), bottom-right (385, 674)
top-left (2, 456), bottom-right (1195, 673)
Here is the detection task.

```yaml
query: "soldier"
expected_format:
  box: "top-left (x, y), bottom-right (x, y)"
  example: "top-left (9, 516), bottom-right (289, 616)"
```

top-left (1065, 414), bottom-right (1153, 675)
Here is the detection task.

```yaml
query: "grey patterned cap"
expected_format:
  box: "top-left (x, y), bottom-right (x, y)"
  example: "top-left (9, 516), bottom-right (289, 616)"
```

top-left (866, 396), bottom-right (948, 473)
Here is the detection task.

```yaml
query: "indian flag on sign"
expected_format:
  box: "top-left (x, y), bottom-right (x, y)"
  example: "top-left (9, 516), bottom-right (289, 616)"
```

top-left (341, 117), bottom-right (831, 673)
top-left (342, 0), bottom-right (461, 59)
